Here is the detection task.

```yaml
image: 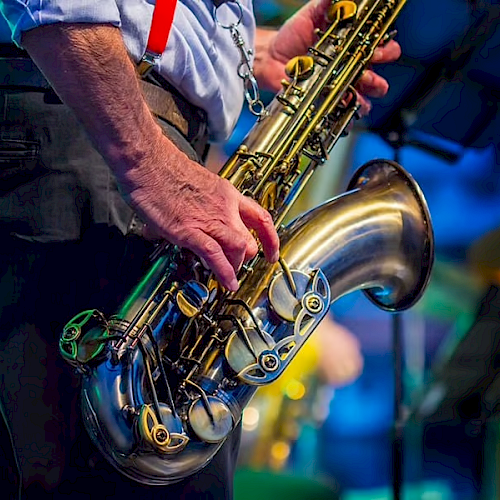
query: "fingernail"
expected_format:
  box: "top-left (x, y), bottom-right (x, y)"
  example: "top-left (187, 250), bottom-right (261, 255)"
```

top-left (374, 48), bottom-right (383, 59)
top-left (272, 251), bottom-right (280, 263)
top-left (363, 71), bottom-right (373, 84)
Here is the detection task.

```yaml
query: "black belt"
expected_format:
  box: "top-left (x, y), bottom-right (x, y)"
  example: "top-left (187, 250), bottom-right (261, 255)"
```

top-left (0, 57), bottom-right (52, 91)
top-left (0, 46), bottom-right (209, 158)
top-left (0, 44), bottom-right (29, 58)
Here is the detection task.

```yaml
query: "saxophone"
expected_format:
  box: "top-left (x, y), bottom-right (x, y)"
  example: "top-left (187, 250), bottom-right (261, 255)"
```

top-left (59, 0), bottom-right (433, 485)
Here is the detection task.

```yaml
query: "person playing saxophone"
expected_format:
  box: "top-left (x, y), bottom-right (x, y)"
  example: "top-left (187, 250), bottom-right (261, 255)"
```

top-left (0, 0), bottom-right (399, 498)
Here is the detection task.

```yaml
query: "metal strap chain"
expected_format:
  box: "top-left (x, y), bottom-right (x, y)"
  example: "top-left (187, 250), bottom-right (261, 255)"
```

top-left (214, 1), bottom-right (266, 117)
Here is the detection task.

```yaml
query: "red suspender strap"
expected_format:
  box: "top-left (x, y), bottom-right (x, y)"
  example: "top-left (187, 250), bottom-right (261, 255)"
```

top-left (137, 0), bottom-right (178, 77)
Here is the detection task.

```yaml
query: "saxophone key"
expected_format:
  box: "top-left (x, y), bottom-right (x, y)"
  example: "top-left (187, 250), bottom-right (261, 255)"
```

top-left (138, 403), bottom-right (189, 454)
top-left (188, 396), bottom-right (234, 443)
top-left (176, 280), bottom-right (210, 318)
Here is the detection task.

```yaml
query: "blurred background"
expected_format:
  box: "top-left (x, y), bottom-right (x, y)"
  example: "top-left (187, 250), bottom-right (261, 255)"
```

top-left (214, 0), bottom-right (500, 498)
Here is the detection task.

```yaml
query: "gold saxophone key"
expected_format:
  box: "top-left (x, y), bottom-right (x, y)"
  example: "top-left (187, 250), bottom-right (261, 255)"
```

top-left (285, 56), bottom-right (315, 81)
top-left (328, 1), bottom-right (358, 23)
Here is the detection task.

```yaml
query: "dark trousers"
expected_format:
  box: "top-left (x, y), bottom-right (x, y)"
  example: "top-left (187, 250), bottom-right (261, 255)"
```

top-left (0, 90), bottom-right (240, 499)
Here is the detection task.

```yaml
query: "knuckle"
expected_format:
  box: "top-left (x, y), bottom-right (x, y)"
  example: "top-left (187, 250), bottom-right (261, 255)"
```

top-left (225, 237), bottom-right (249, 258)
top-left (246, 242), bottom-right (259, 259)
top-left (199, 238), bottom-right (222, 259)
top-left (258, 209), bottom-right (274, 226)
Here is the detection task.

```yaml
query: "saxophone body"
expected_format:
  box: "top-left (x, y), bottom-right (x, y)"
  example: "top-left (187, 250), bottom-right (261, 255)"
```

top-left (60, 0), bottom-right (434, 485)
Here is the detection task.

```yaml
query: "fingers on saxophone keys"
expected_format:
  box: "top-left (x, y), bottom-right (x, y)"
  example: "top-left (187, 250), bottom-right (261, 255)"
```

top-left (239, 196), bottom-right (280, 264)
top-left (355, 92), bottom-right (372, 118)
top-left (189, 232), bottom-right (240, 292)
top-left (357, 70), bottom-right (389, 99)
top-left (371, 40), bottom-right (402, 64)
top-left (190, 223), bottom-right (261, 292)
top-left (221, 224), bottom-right (257, 273)
top-left (243, 232), bottom-right (260, 262)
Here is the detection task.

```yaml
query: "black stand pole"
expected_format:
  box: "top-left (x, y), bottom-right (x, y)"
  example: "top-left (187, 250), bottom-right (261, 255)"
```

top-left (370, 106), bottom-right (461, 499)
top-left (392, 312), bottom-right (403, 500)
top-left (387, 131), bottom-right (404, 500)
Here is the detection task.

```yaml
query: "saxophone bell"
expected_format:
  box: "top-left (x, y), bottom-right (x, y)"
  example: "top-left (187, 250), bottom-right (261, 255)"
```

top-left (346, 159), bottom-right (434, 311)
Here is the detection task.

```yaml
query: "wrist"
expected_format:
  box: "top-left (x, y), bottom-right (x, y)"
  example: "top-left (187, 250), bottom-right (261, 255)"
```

top-left (111, 124), bottom-right (180, 196)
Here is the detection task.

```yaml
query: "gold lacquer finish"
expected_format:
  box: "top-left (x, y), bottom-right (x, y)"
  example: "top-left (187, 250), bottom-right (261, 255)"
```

top-left (176, 292), bottom-right (200, 318)
top-left (328, 1), bottom-right (358, 22)
top-left (60, 0), bottom-right (433, 486)
top-left (284, 56), bottom-right (315, 81)
top-left (138, 404), bottom-right (189, 454)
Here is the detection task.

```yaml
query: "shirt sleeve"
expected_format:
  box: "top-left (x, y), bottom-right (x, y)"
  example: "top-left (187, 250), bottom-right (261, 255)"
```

top-left (0, 1), bottom-right (122, 46)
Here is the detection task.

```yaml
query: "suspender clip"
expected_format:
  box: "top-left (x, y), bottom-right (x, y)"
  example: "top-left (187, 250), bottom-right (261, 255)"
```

top-left (137, 50), bottom-right (161, 77)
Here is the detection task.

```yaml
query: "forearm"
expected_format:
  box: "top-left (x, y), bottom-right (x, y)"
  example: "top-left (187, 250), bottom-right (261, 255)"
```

top-left (20, 22), bottom-right (280, 291)
top-left (21, 23), bottom-right (177, 190)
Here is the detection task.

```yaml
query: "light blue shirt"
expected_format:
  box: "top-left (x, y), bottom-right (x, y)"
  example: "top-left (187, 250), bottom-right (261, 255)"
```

top-left (0, 0), bottom-right (256, 141)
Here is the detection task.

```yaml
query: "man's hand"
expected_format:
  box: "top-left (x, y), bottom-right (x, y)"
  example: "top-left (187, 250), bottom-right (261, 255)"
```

top-left (253, 0), bottom-right (402, 114)
top-left (22, 24), bottom-right (279, 292)
top-left (125, 146), bottom-right (279, 291)
top-left (353, 41), bottom-right (402, 115)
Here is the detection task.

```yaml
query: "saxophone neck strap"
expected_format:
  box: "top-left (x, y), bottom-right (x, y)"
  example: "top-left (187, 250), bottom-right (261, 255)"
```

top-left (138, 0), bottom-right (229, 77)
